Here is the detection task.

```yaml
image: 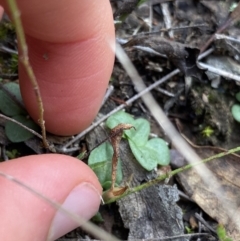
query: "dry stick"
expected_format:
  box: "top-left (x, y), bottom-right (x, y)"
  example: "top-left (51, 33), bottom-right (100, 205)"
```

top-left (114, 42), bottom-right (240, 233)
top-left (60, 69), bottom-right (179, 152)
top-left (60, 47), bottom-right (214, 152)
top-left (215, 33), bottom-right (240, 44)
top-left (0, 171), bottom-right (121, 241)
top-left (161, 2), bottom-right (173, 38)
top-left (6, 0), bottom-right (49, 149)
top-left (200, 3), bottom-right (240, 53)
top-left (200, 20), bottom-right (232, 54)
top-left (104, 127), bottom-right (240, 204)
top-left (198, 62), bottom-right (240, 83)
top-left (0, 160), bottom-right (218, 240)
top-left (132, 24), bottom-right (208, 35)
top-left (195, 213), bottom-right (217, 235)
top-left (0, 114), bottom-right (43, 139)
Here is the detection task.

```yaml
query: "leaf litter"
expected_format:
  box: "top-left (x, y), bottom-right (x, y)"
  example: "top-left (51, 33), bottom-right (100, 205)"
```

top-left (1, 0), bottom-right (240, 240)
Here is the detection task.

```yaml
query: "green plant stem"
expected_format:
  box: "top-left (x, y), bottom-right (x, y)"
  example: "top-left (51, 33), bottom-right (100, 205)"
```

top-left (6, 0), bottom-right (49, 150)
top-left (104, 146), bottom-right (240, 204)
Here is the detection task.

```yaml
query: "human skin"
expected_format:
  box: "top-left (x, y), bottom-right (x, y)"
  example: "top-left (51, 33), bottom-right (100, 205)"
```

top-left (0, 154), bottom-right (103, 241)
top-left (0, 1), bottom-right (115, 240)
top-left (1, 0), bottom-right (115, 136)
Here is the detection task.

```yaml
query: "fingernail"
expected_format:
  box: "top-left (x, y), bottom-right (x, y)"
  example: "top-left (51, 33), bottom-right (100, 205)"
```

top-left (48, 182), bottom-right (101, 241)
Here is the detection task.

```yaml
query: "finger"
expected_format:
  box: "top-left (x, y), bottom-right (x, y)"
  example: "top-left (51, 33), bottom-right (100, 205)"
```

top-left (0, 6), bottom-right (3, 20)
top-left (0, 154), bottom-right (102, 241)
top-left (1, 0), bottom-right (115, 135)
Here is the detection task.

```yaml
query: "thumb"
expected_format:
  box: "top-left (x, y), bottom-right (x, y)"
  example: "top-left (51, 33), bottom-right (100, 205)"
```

top-left (0, 154), bottom-right (102, 241)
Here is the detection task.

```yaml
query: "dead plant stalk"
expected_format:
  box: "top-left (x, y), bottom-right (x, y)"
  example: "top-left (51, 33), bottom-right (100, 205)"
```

top-left (6, 0), bottom-right (49, 149)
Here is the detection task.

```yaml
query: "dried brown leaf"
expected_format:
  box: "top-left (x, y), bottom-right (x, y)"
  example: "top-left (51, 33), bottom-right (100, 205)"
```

top-left (109, 123), bottom-right (135, 191)
top-left (124, 35), bottom-right (208, 81)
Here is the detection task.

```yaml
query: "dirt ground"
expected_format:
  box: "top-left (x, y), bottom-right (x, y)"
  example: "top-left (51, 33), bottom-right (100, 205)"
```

top-left (1, 1), bottom-right (240, 241)
top-left (58, 1), bottom-right (240, 240)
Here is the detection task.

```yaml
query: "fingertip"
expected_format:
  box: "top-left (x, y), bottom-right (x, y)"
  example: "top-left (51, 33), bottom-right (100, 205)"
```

top-left (0, 154), bottom-right (102, 240)
top-left (19, 31), bottom-right (114, 135)
top-left (48, 182), bottom-right (102, 240)
top-left (0, 6), bottom-right (3, 20)
top-left (12, 0), bottom-right (115, 135)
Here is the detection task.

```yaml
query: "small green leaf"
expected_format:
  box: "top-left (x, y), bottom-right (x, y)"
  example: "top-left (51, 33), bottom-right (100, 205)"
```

top-left (76, 151), bottom-right (86, 160)
top-left (106, 111), bottom-right (170, 171)
top-left (89, 160), bottom-right (122, 189)
top-left (88, 142), bottom-right (123, 189)
top-left (106, 111), bottom-right (151, 144)
top-left (106, 111), bottom-right (135, 130)
top-left (138, 0), bottom-right (147, 6)
top-left (236, 92), bottom-right (240, 102)
top-left (185, 226), bottom-right (193, 234)
top-left (129, 138), bottom-right (170, 171)
top-left (88, 142), bottom-right (114, 165)
top-left (0, 82), bottom-right (25, 116)
top-left (231, 104), bottom-right (240, 122)
top-left (6, 149), bottom-right (19, 159)
top-left (5, 115), bottom-right (39, 142)
top-left (145, 138), bottom-right (170, 166)
top-left (129, 139), bottom-right (158, 171)
top-left (91, 212), bottom-right (104, 223)
top-left (217, 224), bottom-right (232, 241)
top-left (125, 118), bottom-right (150, 146)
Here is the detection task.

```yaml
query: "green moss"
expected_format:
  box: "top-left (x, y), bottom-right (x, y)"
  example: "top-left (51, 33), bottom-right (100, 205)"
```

top-left (0, 21), bottom-right (15, 41)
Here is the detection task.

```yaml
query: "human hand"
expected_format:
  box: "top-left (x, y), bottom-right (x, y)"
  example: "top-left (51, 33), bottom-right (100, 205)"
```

top-left (0, 1), bottom-right (115, 240)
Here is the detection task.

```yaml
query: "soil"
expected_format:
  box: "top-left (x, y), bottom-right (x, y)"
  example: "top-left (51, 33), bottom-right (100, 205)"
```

top-left (1, 1), bottom-right (240, 241)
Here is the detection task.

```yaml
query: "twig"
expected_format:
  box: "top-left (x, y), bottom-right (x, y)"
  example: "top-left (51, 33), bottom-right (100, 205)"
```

top-left (161, 2), bottom-right (173, 38)
top-left (198, 62), bottom-right (240, 82)
top-left (155, 87), bottom-right (175, 97)
top-left (215, 33), bottom-right (240, 44)
top-left (200, 3), bottom-right (240, 53)
top-left (0, 113), bottom-right (43, 140)
top-left (60, 69), bottom-right (179, 152)
top-left (197, 211), bottom-right (203, 240)
top-left (0, 171), bottom-right (121, 241)
top-left (149, 0), bottom-right (153, 32)
top-left (104, 145), bottom-right (240, 204)
top-left (101, 85), bottom-right (114, 106)
top-left (195, 213), bottom-right (218, 236)
top-left (60, 48), bottom-right (214, 152)
top-left (6, 0), bottom-right (49, 149)
top-left (114, 42), bottom-right (240, 232)
top-left (0, 45), bottom-right (18, 54)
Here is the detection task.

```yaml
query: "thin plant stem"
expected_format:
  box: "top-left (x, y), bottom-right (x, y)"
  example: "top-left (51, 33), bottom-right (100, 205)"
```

top-left (60, 47), bottom-right (214, 152)
top-left (6, 0), bottom-right (49, 149)
top-left (0, 113), bottom-right (43, 140)
top-left (0, 171), bottom-right (120, 241)
top-left (104, 145), bottom-right (240, 204)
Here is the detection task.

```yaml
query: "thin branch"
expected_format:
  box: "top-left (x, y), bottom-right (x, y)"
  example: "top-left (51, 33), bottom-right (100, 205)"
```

top-left (104, 145), bottom-right (240, 204)
top-left (0, 113), bottom-right (43, 139)
top-left (59, 69), bottom-right (179, 152)
top-left (199, 62), bottom-right (240, 82)
top-left (215, 33), bottom-right (240, 44)
top-left (0, 171), bottom-right (120, 241)
top-left (195, 213), bottom-right (218, 235)
top-left (114, 42), bottom-right (240, 232)
top-left (200, 3), bottom-right (240, 53)
top-left (6, 0), bottom-right (49, 149)
top-left (161, 2), bottom-right (174, 38)
top-left (60, 48), bottom-right (214, 152)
